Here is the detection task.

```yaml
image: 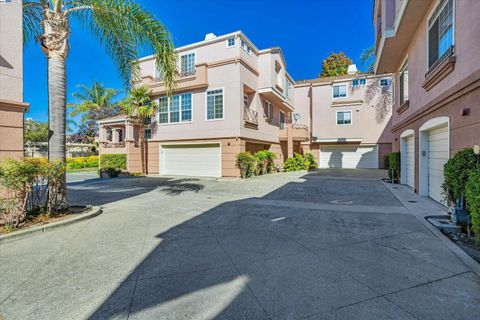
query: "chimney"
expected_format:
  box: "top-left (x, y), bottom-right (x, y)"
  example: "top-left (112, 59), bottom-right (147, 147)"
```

top-left (347, 64), bottom-right (358, 75)
top-left (204, 33), bottom-right (217, 41)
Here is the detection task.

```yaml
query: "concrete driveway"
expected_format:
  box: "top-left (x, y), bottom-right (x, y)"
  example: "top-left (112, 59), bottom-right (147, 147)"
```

top-left (1, 169), bottom-right (479, 320)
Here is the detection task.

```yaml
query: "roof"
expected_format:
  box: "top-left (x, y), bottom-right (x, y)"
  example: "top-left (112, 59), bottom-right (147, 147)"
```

top-left (97, 114), bottom-right (127, 123)
top-left (295, 72), bottom-right (391, 86)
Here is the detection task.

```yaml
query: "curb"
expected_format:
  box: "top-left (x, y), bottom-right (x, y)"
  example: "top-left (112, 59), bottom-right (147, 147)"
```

top-left (0, 206), bottom-right (102, 244)
top-left (382, 181), bottom-right (480, 278)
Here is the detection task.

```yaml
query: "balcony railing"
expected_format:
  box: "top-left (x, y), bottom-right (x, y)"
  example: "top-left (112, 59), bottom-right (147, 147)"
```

top-left (425, 46), bottom-right (455, 79)
top-left (153, 69), bottom-right (196, 82)
top-left (101, 141), bottom-right (125, 148)
top-left (244, 106), bottom-right (258, 125)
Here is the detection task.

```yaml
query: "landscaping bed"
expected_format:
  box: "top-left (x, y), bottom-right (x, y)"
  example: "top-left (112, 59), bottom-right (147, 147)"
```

top-left (444, 232), bottom-right (480, 264)
top-left (0, 206), bottom-right (91, 235)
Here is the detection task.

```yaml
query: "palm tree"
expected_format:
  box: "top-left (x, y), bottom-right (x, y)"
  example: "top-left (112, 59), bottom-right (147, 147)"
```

top-left (120, 85), bottom-right (156, 174)
top-left (360, 46), bottom-right (375, 73)
top-left (68, 81), bottom-right (120, 142)
top-left (23, 0), bottom-right (178, 207)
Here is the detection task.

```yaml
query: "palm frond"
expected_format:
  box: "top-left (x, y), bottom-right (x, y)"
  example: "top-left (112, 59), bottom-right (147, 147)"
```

top-left (23, 0), bottom-right (43, 45)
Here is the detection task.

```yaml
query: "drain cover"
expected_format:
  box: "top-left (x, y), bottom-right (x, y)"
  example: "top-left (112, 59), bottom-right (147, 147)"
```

top-left (330, 200), bottom-right (353, 205)
top-left (408, 200), bottom-right (417, 203)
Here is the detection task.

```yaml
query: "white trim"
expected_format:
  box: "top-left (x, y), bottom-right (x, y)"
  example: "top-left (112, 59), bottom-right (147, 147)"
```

top-left (400, 129), bottom-right (414, 138)
top-left (226, 36), bottom-right (236, 48)
top-left (426, 0), bottom-right (455, 69)
top-left (205, 87), bottom-right (225, 121)
top-left (400, 129), bottom-right (415, 186)
top-left (418, 116), bottom-right (450, 198)
top-left (332, 83), bottom-right (348, 99)
top-left (336, 110), bottom-right (352, 126)
top-left (157, 93), bottom-right (193, 125)
top-left (316, 138), bottom-right (362, 143)
top-left (179, 51), bottom-right (197, 74)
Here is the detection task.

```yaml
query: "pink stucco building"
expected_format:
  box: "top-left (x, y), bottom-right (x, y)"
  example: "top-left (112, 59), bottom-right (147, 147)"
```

top-left (99, 31), bottom-right (393, 177)
top-left (374, 0), bottom-right (480, 203)
top-left (0, 0), bottom-right (29, 160)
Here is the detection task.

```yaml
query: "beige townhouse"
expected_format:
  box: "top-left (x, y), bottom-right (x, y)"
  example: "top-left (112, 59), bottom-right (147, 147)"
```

top-left (295, 68), bottom-right (393, 169)
top-left (0, 0), bottom-right (29, 160)
top-left (374, 0), bottom-right (480, 204)
top-left (99, 31), bottom-right (392, 177)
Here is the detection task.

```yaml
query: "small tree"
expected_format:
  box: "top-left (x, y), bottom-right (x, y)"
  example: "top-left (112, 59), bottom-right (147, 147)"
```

top-left (360, 46), bottom-right (375, 73)
top-left (25, 120), bottom-right (49, 143)
top-left (120, 86), bottom-right (157, 174)
top-left (319, 52), bottom-right (353, 78)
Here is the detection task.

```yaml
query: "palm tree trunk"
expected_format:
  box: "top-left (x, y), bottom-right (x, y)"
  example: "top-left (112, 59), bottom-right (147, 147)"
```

top-left (139, 122), bottom-right (145, 174)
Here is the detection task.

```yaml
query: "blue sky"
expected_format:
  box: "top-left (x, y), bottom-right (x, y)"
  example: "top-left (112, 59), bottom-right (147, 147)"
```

top-left (24, 0), bottom-right (374, 124)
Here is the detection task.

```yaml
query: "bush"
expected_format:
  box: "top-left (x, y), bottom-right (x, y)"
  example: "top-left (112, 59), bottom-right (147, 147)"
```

top-left (264, 150), bottom-right (277, 173)
top-left (304, 152), bottom-right (317, 171)
top-left (100, 154), bottom-right (127, 174)
top-left (465, 170), bottom-right (480, 243)
top-left (236, 152), bottom-right (255, 179)
top-left (284, 153), bottom-right (307, 171)
top-left (66, 155), bottom-right (99, 170)
top-left (0, 158), bottom-right (65, 228)
top-left (254, 151), bottom-right (269, 175)
top-left (443, 149), bottom-right (479, 205)
top-left (387, 152), bottom-right (401, 181)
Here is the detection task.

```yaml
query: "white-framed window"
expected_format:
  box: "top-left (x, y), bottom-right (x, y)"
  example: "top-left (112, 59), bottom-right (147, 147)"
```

top-left (428, 0), bottom-right (454, 68)
top-left (240, 39), bottom-right (252, 55)
top-left (336, 111), bottom-right (352, 125)
top-left (144, 128), bottom-right (152, 140)
top-left (332, 84), bottom-right (347, 98)
top-left (143, 116), bottom-right (152, 125)
top-left (158, 93), bottom-right (193, 124)
top-left (285, 78), bottom-right (292, 98)
top-left (226, 37), bottom-right (236, 48)
top-left (352, 78), bottom-right (366, 87)
top-left (399, 61), bottom-right (409, 105)
top-left (206, 89), bottom-right (224, 120)
top-left (264, 100), bottom-right (273, 121)
top-left (279, 111), bottom-right (286, 129)
top-left (180, 53), bottom-right (195, 76)
top-left (380, 78), bottom-right (390, 87)
top-left (154, 62), bottom-right (163, 80)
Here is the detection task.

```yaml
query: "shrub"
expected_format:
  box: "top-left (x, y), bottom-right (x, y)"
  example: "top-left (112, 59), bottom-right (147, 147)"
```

top-left (254, 151), bottom-right (269, 175)
top-left (387, 152), bottom-right (401, 181)
top-left (443, 149), bottom-right (479, 205)
top-left (63, 156), bottom-right (100, 170)
top-left (465, 170), bottom-right (480, 243)
top-left (264, 150), bottom-right (277, 173)
top-left (236, 152), bottom-right (255, 179)
top-left (100, 154), bottom-right (127, 173)
top-left (0, 158), bottom-right (65, 228)
top-left (304, 152), bottom-right (317, 171)
top-left (284, 153), bottom-right (307, 172)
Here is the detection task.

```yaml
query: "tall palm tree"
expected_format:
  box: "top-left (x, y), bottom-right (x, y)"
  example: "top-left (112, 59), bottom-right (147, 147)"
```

top-left (23, 0), bottom-right (178, 208)
top-left (68, 81), bottom-right (120, 142)
top-left (120, 85), bottom-right (156, 174)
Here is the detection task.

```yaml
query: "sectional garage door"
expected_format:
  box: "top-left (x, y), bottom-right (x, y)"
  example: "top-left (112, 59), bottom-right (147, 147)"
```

top-left (319, 145), bottom-right (378, 169)
top-left (405, 136), bottom-right (415, 188)
top-left (161, 143), bottom-right (221, 177)
top-left (427, 126), bottom-right (449, 203)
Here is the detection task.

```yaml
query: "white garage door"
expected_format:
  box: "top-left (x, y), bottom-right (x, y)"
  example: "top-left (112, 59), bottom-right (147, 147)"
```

top-left (161, 143), bottom-right (221, 177)
top-left (405, 136), bottom-right (415, 188)
top-left (319, 145), bottom-right (378, 169)
top-left (428, 126), bottom-right (449, 203)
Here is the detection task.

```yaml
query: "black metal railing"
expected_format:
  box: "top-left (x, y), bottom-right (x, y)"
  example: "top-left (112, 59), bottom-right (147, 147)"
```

top-left (426, 45), bottom-right (455, 78)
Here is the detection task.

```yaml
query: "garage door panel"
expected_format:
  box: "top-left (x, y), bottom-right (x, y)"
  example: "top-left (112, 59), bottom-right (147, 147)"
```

top-left (427, 125), bottom-right (449, 203)
top-left (162, 144), bottom-right (221, 177)
top-left (405, 136), bottom-right (415, 188)
top-left (319, 145), bottom-right (378, 169)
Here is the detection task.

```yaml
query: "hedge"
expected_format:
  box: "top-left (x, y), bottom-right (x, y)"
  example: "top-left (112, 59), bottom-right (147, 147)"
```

top-left (465, 170), bottom-right (480, 243)
top-left (236, 152), bottom-right (255, 179)
top-left (284, 153), bottom-right (316, 172)
top-left (66, 156), bottom-right (99, 170)
top-left (443, 149), bottom-right (479, 204)
top-left (100, 154), bottom-right (127, 171)
top-left (387, 152), bottom-right (400, 181)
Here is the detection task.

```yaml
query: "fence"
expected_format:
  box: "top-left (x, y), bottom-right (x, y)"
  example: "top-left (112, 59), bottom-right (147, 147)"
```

top-left (25, 143), bottom-right (97, 158)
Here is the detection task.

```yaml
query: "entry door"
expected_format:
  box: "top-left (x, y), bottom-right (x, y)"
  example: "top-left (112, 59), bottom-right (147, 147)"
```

top-left (405, 136), bottom-right (415, 188)
top-left (427, 126), bottom-right (449, 203)
top-left (161, 143), bottom-right (221, 177)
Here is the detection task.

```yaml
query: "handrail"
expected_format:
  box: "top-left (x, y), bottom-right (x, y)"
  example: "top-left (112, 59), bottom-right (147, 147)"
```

top-left (153, 69), bottom-right (196, 82)
top-left (243, 106), bottom-right (258, 125)
top-left (425, 45), bottom-right (455, 78)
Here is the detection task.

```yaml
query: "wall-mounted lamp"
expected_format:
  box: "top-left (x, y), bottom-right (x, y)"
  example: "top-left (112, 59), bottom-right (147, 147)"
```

top-left (461, 108), bottom-right (470, 116)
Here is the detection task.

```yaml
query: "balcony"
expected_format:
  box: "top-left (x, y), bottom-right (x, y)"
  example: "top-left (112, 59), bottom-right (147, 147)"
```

top-left (375, 0), bottom-right (433, 73)
top-left (279, 124), bottom-right (310, 142)
top-left (244, 106), bottom-right (258, 129)
top-left (258, 86), bottom-right (294, 111)
top-left (138, 63), bottom-right (208, 95)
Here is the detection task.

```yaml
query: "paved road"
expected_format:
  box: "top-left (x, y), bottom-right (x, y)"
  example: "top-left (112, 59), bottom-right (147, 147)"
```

top-left (1, 169), bottom-right (479, 319)
top-left (66, 171), bottom-right (99, 183)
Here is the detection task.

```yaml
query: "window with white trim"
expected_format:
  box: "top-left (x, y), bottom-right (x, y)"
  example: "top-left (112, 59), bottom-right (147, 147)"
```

top-left (180, 53), bottom-right (195, 76)
top-left (144, 128), bottom-right (152, 140)
top-left (207, 89), bottom-right (224, 120)
top-left (336, 111), bottom-right (352, 125)
top-left (352, 78), bottom-right (366, 87)
top-left (158, 93), bottom-right (193, 124)
top-left (226, 37), bottom-right (236, 47)
top-left (285, 79), bottom-right (292, 98)
top-left (332, 84), bottom-right (347, 98)
top-left (279, 111), bottom-right (286, 129)
top-left (399, 61), bottom-right (409, 105)
top-left (240, 39), bottom-right (252, 55)
top-left (264, 101), bottom-right (273, 121)
top-left (428, 0), bottom-right (454, 68)
top-left (380, 78), bottom-right (390, 87)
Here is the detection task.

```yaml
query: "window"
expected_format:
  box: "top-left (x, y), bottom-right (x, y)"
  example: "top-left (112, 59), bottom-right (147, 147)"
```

top-left (180, 53), bottom-right (195, 76)
top-left (106, 128), bottom-right (112, 141)
top-left (158, 93), bottom-right (193, 124)
top-left (352, 79), bottom-right (366, 86)
top-left (207, 89), bottom-right (224, 120)
top-left (332, 84), bottom-right (347, 98)
top-left (380, 78), bottom-right (390, 87)
top-left (279, 111), bottom-right (286, 129)
top-left (144, 128), bottom-right (152, 140)
top-left (154, 63), bottom-right (163, 80)
top-left (428, 0), bottom-right (454, 68)
top-left (143, 116), bottom-right (152, 125)
top-left (226, 37), bottom-right (236, 48)
top-left (240, 39), bottom-right (252, 55)
top-left (285, 79), bottom-right (292, 98)
top-left (399, 62), bottom-right (409, 105)
top-left (336, 111), bottom-right (352, 125)
top-left (118, 129), bottom-right (123, 142)
top-left (264, 101), bottom-right (273, 121)
top-left (243, 95), bottom-right (249, 109)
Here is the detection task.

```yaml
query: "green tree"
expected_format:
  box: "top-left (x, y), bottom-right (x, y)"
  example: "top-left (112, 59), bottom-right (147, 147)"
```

top-left (360, 46), bottom-right (375, 73)
top-left (68, 81), bottom-right (120, 143)
top-left (120, 86), bottom-right (157, 174)
top-left (23, 0), bottom-right (178, 208)
top-left (319, 52), bottom-right (353, 78)
top-left (25, 120), bottom-right (49, 143)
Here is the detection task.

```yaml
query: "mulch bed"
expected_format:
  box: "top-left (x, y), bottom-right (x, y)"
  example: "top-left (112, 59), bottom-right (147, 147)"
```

top-left (0, 206), bottom-right (90, 235)
top-left (444, 231), bottom-right (480, 264)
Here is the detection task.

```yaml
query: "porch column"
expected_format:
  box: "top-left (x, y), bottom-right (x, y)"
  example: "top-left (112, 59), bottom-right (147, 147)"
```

top-left (112, 129), bottom-right (120, 143)
top-left (287, 124), bottom-right (294, 158)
